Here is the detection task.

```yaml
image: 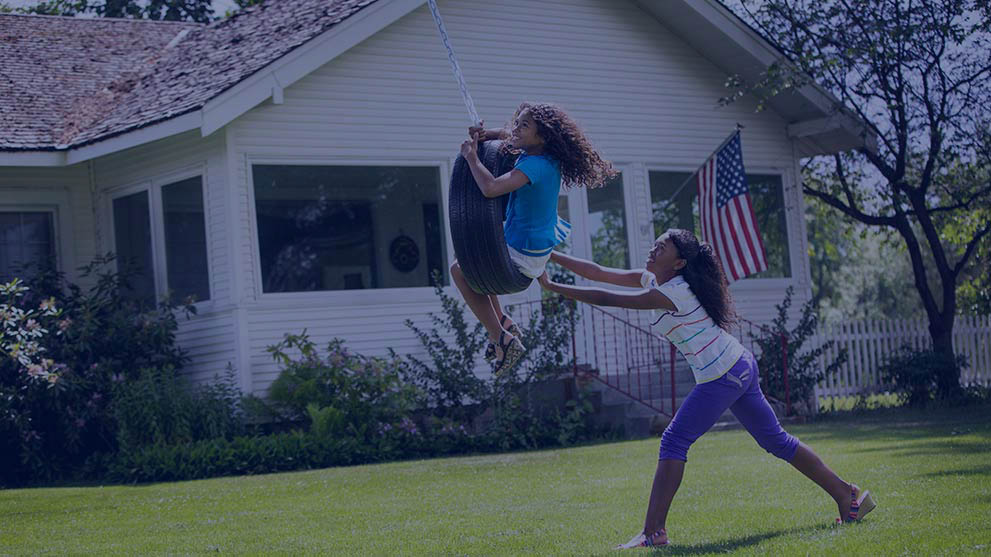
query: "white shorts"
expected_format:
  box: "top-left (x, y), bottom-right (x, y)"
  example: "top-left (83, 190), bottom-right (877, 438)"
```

top-left (507, 246), bottom-right (551, 279)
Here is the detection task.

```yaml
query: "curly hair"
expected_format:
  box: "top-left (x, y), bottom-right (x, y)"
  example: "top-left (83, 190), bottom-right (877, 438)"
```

top-left (667, 229), bottom-right (737, 330)
top-left (502, 102), bottom-right (617, 189)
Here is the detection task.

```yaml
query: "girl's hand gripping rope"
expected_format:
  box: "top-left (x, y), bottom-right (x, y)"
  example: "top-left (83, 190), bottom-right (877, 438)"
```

top-left (460, 131), bottom-right (479, 159)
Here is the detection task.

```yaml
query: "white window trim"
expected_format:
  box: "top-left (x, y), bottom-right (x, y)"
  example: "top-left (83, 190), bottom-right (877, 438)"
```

top-left (0, 201), bottom-right (65, 280)
top-left (105, 163), bottom-right (214, 309)
top-left (245, 155), bottom-right (454, 308)
top-left (642, 164), bottom-right (796, 288)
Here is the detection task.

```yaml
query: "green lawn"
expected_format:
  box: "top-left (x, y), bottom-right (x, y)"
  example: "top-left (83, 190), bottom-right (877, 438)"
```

top-left (3, 404), bottom-right (990, 556)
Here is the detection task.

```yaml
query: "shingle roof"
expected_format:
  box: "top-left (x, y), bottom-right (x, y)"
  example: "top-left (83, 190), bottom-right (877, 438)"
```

top-left (0, 15), bottom-right (199, 150)
top-left (1, 0), bottom-right (378, 151)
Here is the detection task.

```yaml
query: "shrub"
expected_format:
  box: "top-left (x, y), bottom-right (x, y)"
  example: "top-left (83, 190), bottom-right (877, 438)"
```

top-left (397, 270), bottom-right (602, 449)
top-left (394, 276), bottom-right (490, 424)
top-left (752, 286), bottom-right (847, 415)
top-left (879, 346), bottom-right (969, 407)
top-left (113, 364), bottom-right (245, 454)
top-left (264, 332), bottom-right (421, 444)
top-left (0, 255), bottom-right (196, 486)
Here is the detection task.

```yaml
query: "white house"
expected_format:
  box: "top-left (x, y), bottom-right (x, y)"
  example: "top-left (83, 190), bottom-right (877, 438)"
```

top-left (0, 0), bottom-right (871, 397)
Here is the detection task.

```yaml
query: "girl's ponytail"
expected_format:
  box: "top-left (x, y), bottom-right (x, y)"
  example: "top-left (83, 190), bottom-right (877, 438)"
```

top-left (668, 230), bottom-right (736, 330)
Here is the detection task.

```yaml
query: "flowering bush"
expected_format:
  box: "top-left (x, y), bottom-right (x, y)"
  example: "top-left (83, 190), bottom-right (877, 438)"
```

top-left (0, 256), bottom-right (195, 486)
top-left (0, 278), bottom-right (65, 384)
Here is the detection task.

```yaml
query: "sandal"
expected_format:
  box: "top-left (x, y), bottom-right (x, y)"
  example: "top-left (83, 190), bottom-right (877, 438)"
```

top-left (486, 316), bottom-right (521, 363)
top-left (836, 484), bottom-right (876, 524)
top-left (492, 331), bottom-right (525, 376)
top-left (615, 528), bottom-right (668, 549)
top-left (500, 315), bottom-right (523, 339)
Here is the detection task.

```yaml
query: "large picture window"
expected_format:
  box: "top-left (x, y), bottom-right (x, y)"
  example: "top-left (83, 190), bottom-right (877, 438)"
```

top-left (0, 211), bottom-right (55, 283)
top-left (252, 165), bottom-right (447, 293)
top-left (649, 171), bottom-right (791, 278)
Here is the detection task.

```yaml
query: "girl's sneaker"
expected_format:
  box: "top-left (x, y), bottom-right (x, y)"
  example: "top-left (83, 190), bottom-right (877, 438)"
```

top-left (836, 484), bottom-right (877, 524)
top-left (615, 529), bottom-right (668, 549)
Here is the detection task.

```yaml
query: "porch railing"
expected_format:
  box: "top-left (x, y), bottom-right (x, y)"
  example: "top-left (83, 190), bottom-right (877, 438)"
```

top-left (505, 297), bottom-right (679, 417)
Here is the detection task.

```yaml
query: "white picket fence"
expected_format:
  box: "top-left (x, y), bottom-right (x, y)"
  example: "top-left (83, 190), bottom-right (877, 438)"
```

top-left (814, 315), bottom-right (991, 397)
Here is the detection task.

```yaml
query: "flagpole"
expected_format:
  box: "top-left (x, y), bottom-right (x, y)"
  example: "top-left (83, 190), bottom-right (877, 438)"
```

top-left (654, 125), bottom-right (744, 215)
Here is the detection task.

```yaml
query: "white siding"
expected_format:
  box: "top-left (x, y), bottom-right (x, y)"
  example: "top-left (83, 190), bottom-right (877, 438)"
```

top-left (91, 130), bottom-right (239, 386)
top-left (0, 164), bottom-right (95, 285)
top-left (225, 0), bottom-right (812, 392)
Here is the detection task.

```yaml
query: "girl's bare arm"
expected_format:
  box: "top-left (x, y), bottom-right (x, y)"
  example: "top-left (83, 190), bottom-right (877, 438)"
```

top-left (549, 251), bottom-right (644, 289)
top-left (538, 273), bottom-right (675, 311)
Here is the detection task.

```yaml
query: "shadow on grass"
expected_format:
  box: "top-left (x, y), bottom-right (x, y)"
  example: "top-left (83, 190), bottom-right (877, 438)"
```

top-left (653, 525), bottom-right (830, 555)
top-left (918, 464), bottom-right (991, 479)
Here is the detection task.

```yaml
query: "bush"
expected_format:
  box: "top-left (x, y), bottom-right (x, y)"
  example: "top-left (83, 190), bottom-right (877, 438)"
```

top-left (113, 364), bottom-right (245, 454)
top-left (397, 272), bottom-right (602, 450)
top-left (394, 276), bottom-right (490, 424)
top-left (108, 431), bottom-right (367, 483)
top-left (879, 346), bottom-right (969, 407)
top-left (0, 255), bottom-right (197, 486)
top-left (264, 332), bottom-right (421, 444)
top-left (752, 286), bottom-right (847, 415)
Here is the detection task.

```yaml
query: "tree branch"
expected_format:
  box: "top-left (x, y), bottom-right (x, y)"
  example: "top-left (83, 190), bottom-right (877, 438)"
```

top-left (953, 219), bottom-right (991, 277)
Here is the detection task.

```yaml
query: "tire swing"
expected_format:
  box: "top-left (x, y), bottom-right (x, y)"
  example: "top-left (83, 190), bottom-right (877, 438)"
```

top-left (426, 0), bottom-right (532, 295)
top-left (449, 141), bottom-right (533, 295)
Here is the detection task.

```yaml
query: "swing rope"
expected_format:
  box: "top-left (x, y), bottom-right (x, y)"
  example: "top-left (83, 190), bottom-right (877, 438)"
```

top-left (426, 0), bottom-right (480, 125)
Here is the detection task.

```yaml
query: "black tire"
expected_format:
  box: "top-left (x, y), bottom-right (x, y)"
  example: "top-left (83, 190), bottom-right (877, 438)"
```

top-left (449, 140), bottom-right (533, 295)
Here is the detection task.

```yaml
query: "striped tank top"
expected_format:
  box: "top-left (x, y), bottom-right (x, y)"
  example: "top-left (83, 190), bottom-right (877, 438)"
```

top-left (641, 271), bottom-right (744, 384)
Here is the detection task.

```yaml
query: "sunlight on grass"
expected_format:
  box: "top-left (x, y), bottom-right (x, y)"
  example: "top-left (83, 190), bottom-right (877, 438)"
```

top-left (818, 393), bottom-right (901, 412)
top-left (1, 404), bottom-right (989, 555)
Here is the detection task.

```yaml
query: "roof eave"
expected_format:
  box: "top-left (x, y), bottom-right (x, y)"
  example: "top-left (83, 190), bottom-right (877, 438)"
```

top-left (634, 0), bottom-right (876, 157)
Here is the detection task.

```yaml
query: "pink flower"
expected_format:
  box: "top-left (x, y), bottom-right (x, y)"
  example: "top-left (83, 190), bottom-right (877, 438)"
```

top-left (57, 318), bottom-right (72, 332)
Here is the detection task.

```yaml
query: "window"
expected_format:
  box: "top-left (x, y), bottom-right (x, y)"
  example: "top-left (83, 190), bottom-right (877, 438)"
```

top-left (586, 174), bottom-right (629, 269)
top-left (649, 171), bottom-right (791, 278)
top-left (162, 177), bottom-right (210, 302)
top-left (111, 175), bottom-right (210, 307)
top-left (0, 211), bottom-right (55, 283)
top-left (252, 165), bottom-right (447, 293)
top-left (113, 192), bottom-right (155, 307)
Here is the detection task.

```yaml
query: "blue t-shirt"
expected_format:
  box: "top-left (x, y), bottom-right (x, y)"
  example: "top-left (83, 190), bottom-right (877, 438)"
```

top-left (503, 153), bottom-right (571, 256)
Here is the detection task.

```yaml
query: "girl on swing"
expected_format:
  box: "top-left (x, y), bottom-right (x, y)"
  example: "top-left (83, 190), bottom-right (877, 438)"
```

top-left (452, 102), bottom-right (615, 375)
top-left (538, 228), bottom-right (876, 548)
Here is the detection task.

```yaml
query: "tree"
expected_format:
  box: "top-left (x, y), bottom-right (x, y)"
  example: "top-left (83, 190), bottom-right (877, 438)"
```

top-left (730, 0), bottom-right (991, 398)
top-left (15, 0), bottom-right (214, 22)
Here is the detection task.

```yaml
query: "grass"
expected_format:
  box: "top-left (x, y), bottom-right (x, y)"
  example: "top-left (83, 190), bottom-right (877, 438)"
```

top-left (818, 393), bottom-right (901, 412)
top-left (2, 404), bottom-right (990, 556)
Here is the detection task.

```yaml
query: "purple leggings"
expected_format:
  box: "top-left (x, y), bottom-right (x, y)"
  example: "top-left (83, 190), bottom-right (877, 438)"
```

top-left (659, 350), bottom-right (799, 462)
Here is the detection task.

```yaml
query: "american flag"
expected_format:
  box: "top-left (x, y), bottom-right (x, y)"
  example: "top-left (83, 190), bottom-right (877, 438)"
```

top-left (696, 131), bottom-right (768, 282)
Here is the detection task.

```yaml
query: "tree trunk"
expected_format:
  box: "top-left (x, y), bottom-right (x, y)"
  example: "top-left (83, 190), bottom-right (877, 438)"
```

top-left (930, 317), bottom-right (962, 399)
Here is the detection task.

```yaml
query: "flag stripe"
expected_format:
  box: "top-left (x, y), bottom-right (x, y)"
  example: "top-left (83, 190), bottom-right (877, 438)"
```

top-left (723, 203), bottom-right (752, 277)
top-left (731, 196), bottom-right (759, 273)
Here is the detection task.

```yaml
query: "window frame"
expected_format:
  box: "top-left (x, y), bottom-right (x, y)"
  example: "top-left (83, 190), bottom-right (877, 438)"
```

top-left (574, 164), bottom-right (638, 274)
top-left (0, 202), bottom-right (62, 282)
top-left (643, 164), bottom-right (796, 289)
top-left (245, 155), bottom-right (454, 307)
top-left (105, 164), bottom-right (213, 308)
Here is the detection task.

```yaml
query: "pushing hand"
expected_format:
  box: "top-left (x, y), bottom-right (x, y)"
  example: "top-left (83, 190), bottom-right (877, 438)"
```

top-left (537, 272), bottom-right (552, 289)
